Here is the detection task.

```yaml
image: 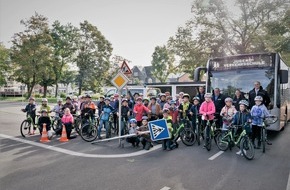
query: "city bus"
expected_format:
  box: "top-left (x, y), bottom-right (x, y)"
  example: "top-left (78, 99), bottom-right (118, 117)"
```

top-left (194, 53), bottom-right (290, 131)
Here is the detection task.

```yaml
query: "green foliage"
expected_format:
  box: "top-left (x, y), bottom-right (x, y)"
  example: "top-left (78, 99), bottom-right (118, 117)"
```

top-left (75, 20), bottom-right (113, 95)
top-left (0, 44), bottom-right (10, 86)
top-left (151, 45), bottom-right (175, 83)
top-left (60, 92), bottom-right (66, 98)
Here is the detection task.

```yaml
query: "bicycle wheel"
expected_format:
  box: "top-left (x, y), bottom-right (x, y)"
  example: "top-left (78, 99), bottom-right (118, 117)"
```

top-left (216, 133), bottom-right (229, 151)
top-left (180, 128), bottom-right (196, 146)
top-left (80, 123), bottom-right (98, 142)
top-left (196, 125), bottom-right (201, 146)
top-left (20, 120), bottom-right (32, 137)
top-left (73, 118), bottom-right (81, 134)
top-left (52, 119), bottom-right (62, 132)
top-left (240, 136), bottom-right (255, 160)
top-left (261, 127), bottom-right (266, 153)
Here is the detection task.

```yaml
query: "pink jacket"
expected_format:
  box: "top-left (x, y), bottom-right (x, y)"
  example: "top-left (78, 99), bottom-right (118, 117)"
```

top-left (61, 114), bottom-right (74, 124)
top-left (199, 100), bottom-right (216, 120)
top-left (133, 104), bottom-right (150, 121)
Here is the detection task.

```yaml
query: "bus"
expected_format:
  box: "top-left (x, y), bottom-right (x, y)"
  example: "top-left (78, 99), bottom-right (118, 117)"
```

top-left (194, 53), bottom-right (290, 131)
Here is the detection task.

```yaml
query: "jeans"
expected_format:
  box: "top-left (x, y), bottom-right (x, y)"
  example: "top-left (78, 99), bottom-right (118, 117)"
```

top-left (98, 120), bottom-right (110, 138)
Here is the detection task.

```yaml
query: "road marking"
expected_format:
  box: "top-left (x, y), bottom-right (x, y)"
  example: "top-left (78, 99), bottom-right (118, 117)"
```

top-left (160, 186), bottom-right (171, 190)
top-left (0, 133), bottom-right (161, 158)
top-left (208, 151), bottom-right (224, 160)
top-left (287, 171), bottom-right (290, 190)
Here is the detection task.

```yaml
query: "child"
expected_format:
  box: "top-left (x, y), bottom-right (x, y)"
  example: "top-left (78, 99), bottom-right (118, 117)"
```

top-left (220, 98), bottom-right (237, 131)
top-left (98, 97), bottom-right (114, 139)
top-left (133, 97), bottom-right (151, 126)
top-left (148, 96), bottom-right (161, 121)
top-left (126, 118), bottom-right (140, 147)
top-left (190, 97), bottom-right (201, 132)
top-left (199, 93), bottom-right (216, 146)
top-left (232, 100), bottom-right (251, 155)
top-left (162, 108), bottom-right (177, 151)
top-left (168, 100), bottom-right (179, 126)
top-left (178, 94), bottom-right (192, 121)
top-left (39, 98), bottom-right (51, 116)
top-left (136, 116), bottom-right (152, 150)
top-left (117, 98), bottom-right (130, 135)
top-left (38, 109), bottom-right (51, 136)
top-left (60, 108), bottom-right (76, 139)
top-left (21, 97), bottom-right (37, 133)
top-left (250, 96), bottom-right (270, 149)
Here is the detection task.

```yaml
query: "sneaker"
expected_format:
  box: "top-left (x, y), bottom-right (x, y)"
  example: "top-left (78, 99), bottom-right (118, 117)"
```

top-left (236, 150), bottom-right (242, 155)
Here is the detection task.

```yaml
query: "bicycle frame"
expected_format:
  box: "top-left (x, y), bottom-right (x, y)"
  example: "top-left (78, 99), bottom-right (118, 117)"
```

top-left (220, 127), bottom-right (247, 147)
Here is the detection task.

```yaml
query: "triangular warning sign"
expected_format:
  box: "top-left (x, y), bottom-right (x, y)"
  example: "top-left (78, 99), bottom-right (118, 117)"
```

top-left (152, 124), bottom-right (165, 139)
top-left (120, 60), bottom-right (132, 74)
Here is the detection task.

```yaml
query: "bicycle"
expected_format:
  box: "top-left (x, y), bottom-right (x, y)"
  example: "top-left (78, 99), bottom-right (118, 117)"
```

top-left (79, 114), bottom-right (98, 142)
top-left (261, 115), bottom-right (277, 153)
top-left (20, 113), bottom-right (40, 138)
top-left (51, 112), bottom-right (63, 132)
top-left (172, 117), bottom-right (197, 146)
top-left (203, 116), bottom-right (220, 151)
top-left (216, 123), bottom-right (255, 160)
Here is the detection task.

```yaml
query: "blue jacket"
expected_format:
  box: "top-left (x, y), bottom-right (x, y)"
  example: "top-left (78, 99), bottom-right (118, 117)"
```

top-left (101, 105), bottom-right (114, 121)
top-left (250, 104), bottom-right (270, 126)
top-left (232, 111), bottom-right (251, 126)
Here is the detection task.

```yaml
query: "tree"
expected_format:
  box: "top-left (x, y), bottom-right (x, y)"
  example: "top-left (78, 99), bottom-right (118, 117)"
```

top-left (59, 69), bottom-right (77, 90)
top-left (151, 46), bottom-right (175, 83)
top-left (10, 13), bottom-right (52, 98)
top-left (75, 21), bottom-right (113, 95)
top-left (50, 21), bottom-right (79, 97)
top-left (168, 0), bottom-right (289, 73)
top-left (0, 44), bottom-right (10, 86)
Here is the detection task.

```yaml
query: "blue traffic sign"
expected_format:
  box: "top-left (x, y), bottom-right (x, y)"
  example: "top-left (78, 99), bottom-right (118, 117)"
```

top-left (148, 119), bottom-right (170, 141)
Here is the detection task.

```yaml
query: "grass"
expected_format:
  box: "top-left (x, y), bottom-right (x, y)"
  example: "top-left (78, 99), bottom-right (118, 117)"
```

top-left (0, 96), bottom-right (58, 103)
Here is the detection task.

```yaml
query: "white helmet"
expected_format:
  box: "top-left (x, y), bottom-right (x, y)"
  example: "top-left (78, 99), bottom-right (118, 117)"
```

top-left (42, 98), bottom-right (48, 102)
top-left (254, 96), bottom-right (263, 101)
top-left (225, 97), bottom-right (233, 102)
top-left (239, 100), bottom-right (249, 107)
top-left (204, 93), bottom-right (212, 98)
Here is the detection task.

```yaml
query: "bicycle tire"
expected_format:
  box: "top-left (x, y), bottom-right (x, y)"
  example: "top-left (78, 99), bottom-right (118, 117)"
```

top-left (80, 123), bottom-right (98, 142)
top-left (20, 120), bottom-right (33, 138)
top-left (73, 118), bottom-right (81, 134)
top-left (196, 125), bottom-right (201, 146)
top-left (52, 119), bottom-right (62, 132)
top-left (261, 127), bottom-right (266, 153)
top-left (204, 125), bottom-right (212, 151)
top-left (216, 133), bottom-right (229, 151)
top-left (240, 136), bottom-right (255, 160)
top-left (180, 128), bottom-right (196, 146)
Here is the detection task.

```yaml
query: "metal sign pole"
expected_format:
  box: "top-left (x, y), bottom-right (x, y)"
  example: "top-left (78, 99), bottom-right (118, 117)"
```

top-left (118, 89), bottom-right (122, 146)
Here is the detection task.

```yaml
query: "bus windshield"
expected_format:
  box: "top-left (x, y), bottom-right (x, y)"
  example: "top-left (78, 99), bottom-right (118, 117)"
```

top-left (209, 67), bottom-right (275, 99)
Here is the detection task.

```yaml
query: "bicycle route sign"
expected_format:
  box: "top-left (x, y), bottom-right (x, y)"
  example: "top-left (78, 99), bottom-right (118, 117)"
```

top-left (148, 119), bottom-right (170, 141)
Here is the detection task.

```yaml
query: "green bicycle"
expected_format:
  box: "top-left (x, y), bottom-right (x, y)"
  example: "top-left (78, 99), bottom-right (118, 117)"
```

top-left (203, 117), bottom-right (220, 151)
top-left (261, 115), bottom-right (277, 153)
top-left (173, 118), bottom-right (197, 146)
top-left (216, 123), bottom-right (254, 160)
top-left (20, 113), bottom-right (40, 138)
top-left (79, 115), bottom-right (98, 142)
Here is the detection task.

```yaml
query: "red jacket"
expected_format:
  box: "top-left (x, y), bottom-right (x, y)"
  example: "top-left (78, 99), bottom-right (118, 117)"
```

top-left (133, 104), bottom-right (150, 121)
top-left (169, 109), bottom-right (179, 124)
top-left (61, 114), bottom-right (74, 124)
top-left (199, 100), bottom-right (216, 120)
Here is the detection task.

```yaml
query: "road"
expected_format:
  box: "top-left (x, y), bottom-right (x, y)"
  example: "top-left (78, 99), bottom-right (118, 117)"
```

top-left (0, 101), bottom-right (290, 190)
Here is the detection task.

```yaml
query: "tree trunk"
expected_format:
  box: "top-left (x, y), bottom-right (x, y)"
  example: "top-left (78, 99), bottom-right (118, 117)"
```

top-left (43, 84), bottom-right (47, 98)
top-left (55, 82), bottom-right (59, 98)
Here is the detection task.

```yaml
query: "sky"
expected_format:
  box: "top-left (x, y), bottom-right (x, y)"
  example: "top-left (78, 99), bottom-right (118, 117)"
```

top-left (0, 0), bottom-right (193, 66)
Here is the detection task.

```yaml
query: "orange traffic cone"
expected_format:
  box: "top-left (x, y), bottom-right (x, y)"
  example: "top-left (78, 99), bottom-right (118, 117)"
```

top-left (59, 124), bottom-right (69, 142)
top-left (40, 123), bottom-right (50, 143)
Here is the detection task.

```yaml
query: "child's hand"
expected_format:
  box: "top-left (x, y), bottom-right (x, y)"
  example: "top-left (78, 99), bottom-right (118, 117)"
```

top-left (190, 112), bottom-right (193, 115)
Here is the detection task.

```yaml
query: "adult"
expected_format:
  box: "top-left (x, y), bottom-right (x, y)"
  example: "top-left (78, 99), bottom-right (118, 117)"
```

top-left (97, 96), bottom-right (106, 117)
top-left (248, 81), bottom-right (271, 109)
top-left (62, 96), bottom-right (75, 114)
top-left (212, 88), bottom-right (226, 127)
top-left (147, 96), bottom-right (161, 121)
top-left (158, 93), bottom-right (167, 110)
top-left (196, 86), bottom-right (205, 103)
top-left (233, 89), bottom-right (245, 111)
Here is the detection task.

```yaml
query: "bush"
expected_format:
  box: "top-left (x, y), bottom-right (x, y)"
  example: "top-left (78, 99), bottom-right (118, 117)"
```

top-left (60, 93), bottom-right (66, 98)
top-left (34, 93), bottom-right (41, 98)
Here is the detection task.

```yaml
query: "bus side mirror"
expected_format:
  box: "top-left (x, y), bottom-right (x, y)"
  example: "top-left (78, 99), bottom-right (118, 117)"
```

top-left (280, 70), bottom-right (288, 84)
top-left (193, 67), bottom-right (207, 82)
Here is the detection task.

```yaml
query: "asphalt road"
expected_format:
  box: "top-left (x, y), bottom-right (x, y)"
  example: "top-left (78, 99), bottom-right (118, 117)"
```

top-left (0, 101), bottom-right (290, 190)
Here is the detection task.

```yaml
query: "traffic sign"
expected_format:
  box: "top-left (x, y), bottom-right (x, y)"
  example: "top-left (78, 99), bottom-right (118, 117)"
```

top-left (111, 71), bottom-right (129, 90)
top-left (148, 119), bottom-right (170, 141)
top-left (120, 60), bottom-right (132, 75)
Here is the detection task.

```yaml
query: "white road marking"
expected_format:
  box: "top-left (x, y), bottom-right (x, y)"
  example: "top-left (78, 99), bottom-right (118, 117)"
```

top-left (208, 151), bottom-right (224, 160)
top-left (0, 133), bottom-right (161, 158)
top-left (160, 186), bottom-right (171, 190)
top-left (286, 171), bottom-right (290, 190)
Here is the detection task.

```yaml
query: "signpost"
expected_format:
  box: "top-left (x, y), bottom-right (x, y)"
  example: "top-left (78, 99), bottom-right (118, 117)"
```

top-left (148, 119), bottom-right (170, 141)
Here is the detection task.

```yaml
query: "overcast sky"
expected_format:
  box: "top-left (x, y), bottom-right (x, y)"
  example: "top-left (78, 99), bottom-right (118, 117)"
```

top-left (0, 0), bottom-right (193, 66)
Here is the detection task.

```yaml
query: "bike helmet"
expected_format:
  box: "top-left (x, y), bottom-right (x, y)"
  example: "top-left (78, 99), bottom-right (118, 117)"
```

top-left (163, 108), bottom-right (170, 113)
top-left (204, 93), bottom-right (212, 98)
top-left (99, 95), bottom-right (105, 99)
top-left (182, 93), bottom-right (190, 99)
top-left (66, 96), bottom-right (71, 100)
top-left (170, 100), bottom-right (176, 105)
top-left (57, 98), bottom-right (63, 102)
top-left (142, 97), bottom-right (150, 102)
top-left (150, 96), bottom-right (157, 101)
top-left (104, 97), bottom-right (110, 101)
top-left (254, 96), bottom-right (263, 101)
top-left (142, 116), bottom-right (148, 121)
top-left (136, 96), bottom-right (143, 101)
top-left (29, 97), bottom-right (35, 101)
top-left (159, 93), bottom-right (166, 98)
top-left (166, 96), bottom-right (172, 100)
top-left (225, 97), bottom-right (233, 103)
top-left (192, 96), bottom-right (200, 101)
top-left (239, 100), bottom-right (249, 107)
top-left (42, 98), bottom-right (48, 102)
top-left (129, 118), bottom-right (137, 123)
top-left (122, 98), bottom-right (128, 103)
